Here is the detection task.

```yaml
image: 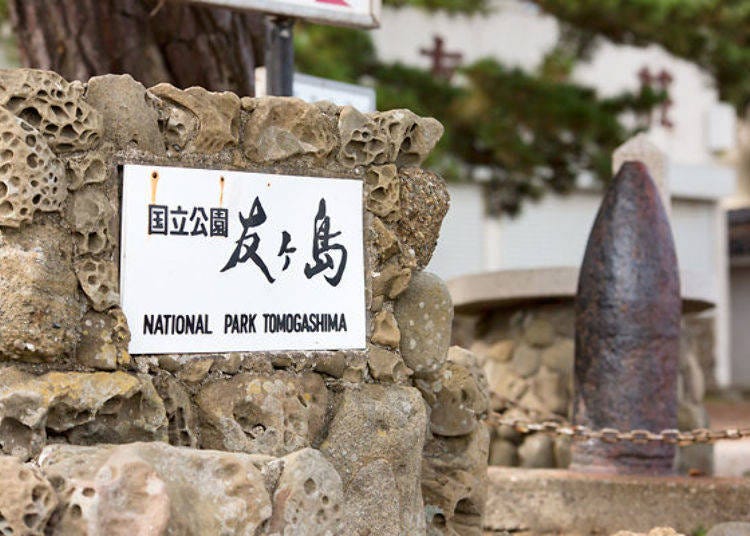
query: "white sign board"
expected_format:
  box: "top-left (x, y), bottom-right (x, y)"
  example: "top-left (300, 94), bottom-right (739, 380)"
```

top-left (255, 69), bottom-right (377, 112)
top-left (120, 164), bottom-right (366, 354)
top-left (191, 0), bottom-right (380, 28)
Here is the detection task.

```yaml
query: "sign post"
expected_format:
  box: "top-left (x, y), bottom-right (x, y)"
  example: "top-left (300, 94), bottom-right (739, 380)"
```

top-left (188, 0), bottom-right (381, 96)
top-left (265, 17), bottom-right (295, 96)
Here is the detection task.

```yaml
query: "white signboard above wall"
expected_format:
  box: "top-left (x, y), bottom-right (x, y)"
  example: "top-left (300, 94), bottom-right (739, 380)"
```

top-left (120, 165), bottom-right (366, 354)
top-left (190, 0), bottom-right (380, 28)
top-left (255, 68), bottom-right (377, 112)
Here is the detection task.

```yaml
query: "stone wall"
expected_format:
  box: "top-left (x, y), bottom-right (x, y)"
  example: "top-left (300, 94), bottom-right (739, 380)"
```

top-left (0, 68), bottom-right (489, 535)
top-left (459, 301), bottom-right (711, 474)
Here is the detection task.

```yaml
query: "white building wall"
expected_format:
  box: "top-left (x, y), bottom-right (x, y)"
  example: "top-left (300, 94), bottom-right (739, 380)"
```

top-left (427, 184), bottom-right (485, 280)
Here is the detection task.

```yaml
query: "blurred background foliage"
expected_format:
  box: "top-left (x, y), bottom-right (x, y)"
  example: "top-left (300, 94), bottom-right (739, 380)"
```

top-left (297, 0), bottom-right (745, 213)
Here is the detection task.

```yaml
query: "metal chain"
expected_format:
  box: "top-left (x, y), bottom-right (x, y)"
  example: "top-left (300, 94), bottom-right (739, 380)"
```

top-left (487, 392), bottom-right (750, 446)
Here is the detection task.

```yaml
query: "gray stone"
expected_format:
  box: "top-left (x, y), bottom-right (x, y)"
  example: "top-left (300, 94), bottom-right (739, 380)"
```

top-left (707, 522), bottom-right (750, 536)
top-left (486, 340), bottom-right (514, 363)
top-left (531, 366), bottom-right (569, 416)
top-left (394, 271), bottom-right (453, 376)
top-left (342, 459), bottom-right (401, 536)
top-left (320, 384), bottom-right (427, 535)
top-left (511, 344), bottom-right (542, 378)
top-left (488, 438), bottom-right (518, 467)
top-left (553, 436), bottom-right (572, 468)
top-left (518, 434), bottom-right (555, 468)
top-left (540, 338), bottom-right (574, 374)
top-left (86, 74), bottom-right (164, 154)
top-left (676, 443), bottom-right (713, 476)
top-left (524, 318), bottom-right (556, 347)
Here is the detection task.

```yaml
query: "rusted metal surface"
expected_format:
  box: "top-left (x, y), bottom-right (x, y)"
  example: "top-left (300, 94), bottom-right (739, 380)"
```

top-left (571, 161), bottom-right (681, 475)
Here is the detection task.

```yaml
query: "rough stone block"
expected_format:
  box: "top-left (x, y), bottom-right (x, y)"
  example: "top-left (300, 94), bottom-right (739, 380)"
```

top-left (40, 442), bottom-right (272, 536)
top-left (86, 74), bottom-right (164, 154)
top-left (0, 368), bottom-right (167, 459)
top-left (241, 97), bottom-right (336, 162)
top-left (320, 384), bottom-right (427, 535)
top-left (0, 106), bottom-right (66, 228)
top-left (151, 83), bottom-right (240, 153)
top-left (0, 225), bottom-right (82, 362)
top-left (196, 372), bottom-right (328, 456)
top-left (422, 424), bottom-right (489, 536)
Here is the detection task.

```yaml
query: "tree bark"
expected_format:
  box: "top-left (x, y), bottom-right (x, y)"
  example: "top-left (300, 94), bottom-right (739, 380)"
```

top-left (7, 0), bottom-right (265, 96)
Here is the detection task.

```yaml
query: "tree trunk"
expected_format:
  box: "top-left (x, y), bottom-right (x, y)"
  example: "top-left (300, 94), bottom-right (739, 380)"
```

top-left (7, 0), bottom-right (265, 96)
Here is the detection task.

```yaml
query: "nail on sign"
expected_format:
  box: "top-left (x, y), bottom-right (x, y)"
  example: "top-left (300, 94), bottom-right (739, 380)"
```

top-left (187, 0), bottom-right (380, 28)
top-left (119, 164), bottom-right (366, 355)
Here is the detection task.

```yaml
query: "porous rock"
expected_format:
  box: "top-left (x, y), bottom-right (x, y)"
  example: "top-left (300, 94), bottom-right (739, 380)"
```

top-left (0, 225), bottom-right (82, 362)
top-left (151, 83), bottom-right (240, 153)
top-left (267, 448), bottom-right (343, 536)
top-left (0, 455), bottom-right (58, 535)
top-left (0, 368), bottom-right (167, 460)
top-left (241, 97), bottom-right (336, 162)
top-left (422, 424), bottom-right (489, 536)
top-left (320, 384), bottom-right (427, 535)
top-left (394, 271), bottom-right (452, 376)
top-left (366, 164), bottom-right (401, 221)
top-left (0, 106), bottom-right (66, 228)
top-left (0, 69), bottom-right (102, 153)
top-left (416, 351), bottom-right (489, 437)
top-left (40, 442), bottom-right (272, 535)
top-left (74, 257), bottom-right (119, 311)
top-left (196, 372), bottom-right (328, 456)
top-left (65, 151), bottom-right (109, 191)
top-left (86, 74), bottom-right (164, 154)
top-left (337, 107), bottom-right (442, 168)
top-left (70, 188), bottom-right (115, 256)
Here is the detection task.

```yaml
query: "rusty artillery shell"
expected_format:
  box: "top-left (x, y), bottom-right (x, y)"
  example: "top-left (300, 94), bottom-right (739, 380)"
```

top-left (571, 161), bottom-right (680, 475)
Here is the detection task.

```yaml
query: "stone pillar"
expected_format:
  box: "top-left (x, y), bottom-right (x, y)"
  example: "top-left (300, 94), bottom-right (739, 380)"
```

top-left (572, 162), bottom-right (680, 475)
top-left (0, 68), bottom-right (488, 535)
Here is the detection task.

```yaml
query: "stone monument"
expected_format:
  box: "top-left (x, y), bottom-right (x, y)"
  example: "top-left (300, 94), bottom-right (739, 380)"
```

top-left (0, 69), bottom-right (488, 535)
